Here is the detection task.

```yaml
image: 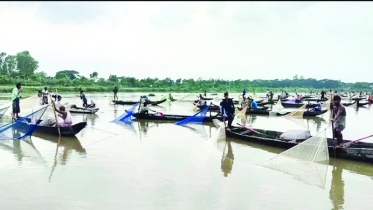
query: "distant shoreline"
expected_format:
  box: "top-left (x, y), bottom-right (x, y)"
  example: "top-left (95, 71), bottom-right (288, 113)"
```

top-left (0, 85), bottom-right (343, 94)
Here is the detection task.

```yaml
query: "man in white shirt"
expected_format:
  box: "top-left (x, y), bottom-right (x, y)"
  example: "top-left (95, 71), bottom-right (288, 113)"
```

top-left (42, 87), bottom-right (49, 105)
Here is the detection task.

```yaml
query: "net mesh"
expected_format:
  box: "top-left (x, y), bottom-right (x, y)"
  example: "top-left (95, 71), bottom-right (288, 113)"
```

top-left (0, 104), bottom-right (10, 119)
top-left (112, 103), bottom-right (138, 124)
top-left (4, 95), bottom-right (40, 117)
top-left (258, 129), bottom-right (329, 188)
top-left (175, 106), bottom-right (209, 126)
top-left (0, 104), bottom-right (49, 140)
top-left (269, 100), bottom-right (284, 116)
top-left (207, 121), bottom-right (226, 152)
top-left (283, 104), bottom-right (307, 118)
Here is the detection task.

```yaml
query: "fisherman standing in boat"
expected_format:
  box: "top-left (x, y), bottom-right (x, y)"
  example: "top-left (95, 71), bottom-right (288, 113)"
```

top-left (331, 95), bottom-right (346, 146)
top-left (80, 90), bottom-right (88, 108)
top-left (42, 87), bottom-right (49, 105)
top-left (320, 90), bottom-right (326, 101)
top-left (11, 83), bottom-right (22, 120)
top-left (113, 86), bottom-right (118, 101)
top-left (269, 91), bottom-right (274, 102)
top-left (220, 92), bottom-right (235, 130)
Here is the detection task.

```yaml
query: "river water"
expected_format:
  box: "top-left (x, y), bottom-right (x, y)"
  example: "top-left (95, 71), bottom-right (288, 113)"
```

top-left (0, 92), bottom-right (372, 210)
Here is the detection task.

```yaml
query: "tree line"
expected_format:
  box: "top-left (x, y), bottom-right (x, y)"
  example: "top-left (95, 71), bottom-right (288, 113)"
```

top-left (1, 51), bottom-right (372, 92)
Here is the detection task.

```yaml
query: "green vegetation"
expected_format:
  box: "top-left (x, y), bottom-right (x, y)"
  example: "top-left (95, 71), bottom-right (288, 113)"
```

top-left (0, 51), bottom-right (372, 94)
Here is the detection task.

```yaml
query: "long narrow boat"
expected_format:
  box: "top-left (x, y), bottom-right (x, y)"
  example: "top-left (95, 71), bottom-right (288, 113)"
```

top-left (302, 98), bottom-right (329, 102)
top-left (17, 119), bottom-right (87, 136)
top-left (196, 104), bottom-right (268, 112)
top-left (212, 119), bottom-right (373, 163)
top-left (236, 107), bottom-right (328, 116)
top-left (133, 113), bottom-right (226, 123)
top-left (70, 107), bottom-right (99, 114)
top-left (112, 98), bottom-right (167, 105)
top-left (342, 100), bottom-right (356, 107)
top-left (358, 102), bottom-right (370, 107)
top-left (281, 102), bottom-right (317, 109)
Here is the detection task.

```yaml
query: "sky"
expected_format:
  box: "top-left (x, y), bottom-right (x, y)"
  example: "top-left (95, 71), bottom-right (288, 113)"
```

top-left (1, 1), bottom-right (373, 82)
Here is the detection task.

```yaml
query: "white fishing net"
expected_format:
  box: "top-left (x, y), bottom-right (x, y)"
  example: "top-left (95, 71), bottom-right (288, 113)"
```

top-left (269, 100), bottom-right (284, 116)
top-left (258, 129), bottom-right (329, 189)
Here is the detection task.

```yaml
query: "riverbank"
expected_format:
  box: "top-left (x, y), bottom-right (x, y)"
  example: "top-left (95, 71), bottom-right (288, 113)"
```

top-left (0, 85), bottom-right (328, 94)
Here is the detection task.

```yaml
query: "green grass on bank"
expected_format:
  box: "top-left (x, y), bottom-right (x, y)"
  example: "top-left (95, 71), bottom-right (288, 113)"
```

top-left (0, 85), bottom-right (345, 94)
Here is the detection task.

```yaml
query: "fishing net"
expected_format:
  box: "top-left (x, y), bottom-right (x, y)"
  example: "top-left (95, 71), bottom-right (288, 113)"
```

top-left (234, 105), bottom-right (248, 125)
top-left (0, 104), bottom-right (49, 140)
top-left (258, 128), bottom-right (329, 188)
top-left (112, 103), bottom-right (138, 124)
top-left (206, 120), bottom-right (226, 152)
top-left (0, 104), bottom-right (10, 119)
top-left (269, 100), bottom-right (284, 116)
top-left (4, 95), bottom-right (40, 117)
top-left (322, 96), bottom-right (332, 111)
top-left (283, 104), bottom-right (307, 118)
top-left (175, 106), bottom-right (209, 126)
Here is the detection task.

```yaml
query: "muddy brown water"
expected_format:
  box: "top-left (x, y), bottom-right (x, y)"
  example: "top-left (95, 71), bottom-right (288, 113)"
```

top-left (0, 93), bottom-right (372, 210)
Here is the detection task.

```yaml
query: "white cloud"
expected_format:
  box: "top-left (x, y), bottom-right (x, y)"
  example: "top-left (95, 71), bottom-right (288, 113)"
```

top-left (0, 2), bottom-right (372, 82)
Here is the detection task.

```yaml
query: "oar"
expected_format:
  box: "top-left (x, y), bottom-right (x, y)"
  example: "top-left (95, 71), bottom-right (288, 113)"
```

top-left (236, 123), bottom-right (262, 135)
top-left (340, 134), bottom-right (373, 148)
top-left (50, 94), bottom-right (61, 138)
top-left (330, 98), bottom-right (337, 157)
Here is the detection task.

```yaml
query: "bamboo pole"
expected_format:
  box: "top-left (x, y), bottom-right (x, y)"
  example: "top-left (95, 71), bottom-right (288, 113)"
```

top-left (50, 94), bottom-right (61, 137)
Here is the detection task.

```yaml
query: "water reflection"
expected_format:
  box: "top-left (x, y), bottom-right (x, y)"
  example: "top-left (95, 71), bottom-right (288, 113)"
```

top-left (221, 141), bottom-right (234, 177)
top-left (81, 114), bottom-right (99, 126)
top-left (0, 135), bottom-right (46, 165)
top-left (329, 160), bottom-right (344, 210)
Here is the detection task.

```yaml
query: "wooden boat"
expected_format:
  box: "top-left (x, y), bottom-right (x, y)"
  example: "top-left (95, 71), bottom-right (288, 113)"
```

top-left (342, 100), bottom-right (357, 107)
top-left (112, 98), bottom-right (167, 105)
top-left (196, 104), bottom-right (268, 112)
top-left (16, 119), bottom-right (87, 136)
top-left (212, 119), bottom-right (373, 163)
top-left (358, 102), bottom-right (370, 107)
top-left (302, 98), bottom-right (329, 102)
top-left (281, 102), bottom-right (317, 109)
top-left (70, 107), bottom-right (99, 114)
top-left (300, 95), bottom-right (313, 100)
top-left (133, 113), bottom-right (226, 123)
top-left (236, 107), bottom-right (327, 116)
top-left (257, 100), bottom-right (276, 106)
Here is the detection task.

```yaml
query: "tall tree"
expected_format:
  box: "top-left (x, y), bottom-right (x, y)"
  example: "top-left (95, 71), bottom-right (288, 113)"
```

top-left (1, 55), bottom-right (17, 76)
top-left (90, 71), bottom-right (98, 80)
top-left (16, 51), bottom-right (39, 79)
top-left (55, 70), bottom-right (80, 80)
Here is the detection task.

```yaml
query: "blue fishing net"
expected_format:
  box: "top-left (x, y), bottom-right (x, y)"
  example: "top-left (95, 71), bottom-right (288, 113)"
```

top-left (113, 103), bottom-right (138, 124)
top-left (0, 104), bottom-right (49, 140)
top-left (175, 106), bottom-right (210, 126)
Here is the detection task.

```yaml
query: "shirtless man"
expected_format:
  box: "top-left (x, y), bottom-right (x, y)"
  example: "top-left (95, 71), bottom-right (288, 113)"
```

top-left (331, 95), bottom-right (346, 146)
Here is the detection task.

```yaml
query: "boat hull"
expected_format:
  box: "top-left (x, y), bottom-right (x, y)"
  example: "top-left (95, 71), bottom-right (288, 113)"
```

top-left (16, 120), bottom-right (87, 136)
top-left (113, 99), bottom-right (167, 106)
top-left (212, 121), bottom-right (373, 163)
top-left (133, 113), bottom-right (226, 123)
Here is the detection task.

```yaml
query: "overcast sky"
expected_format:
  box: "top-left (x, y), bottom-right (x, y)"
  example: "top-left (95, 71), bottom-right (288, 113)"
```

top-left (0, 2), bottom-right (372, 82)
